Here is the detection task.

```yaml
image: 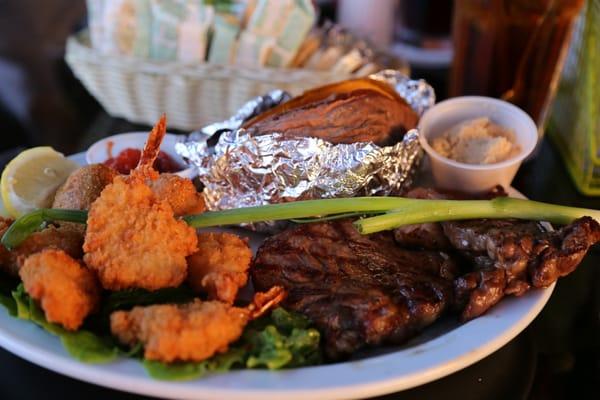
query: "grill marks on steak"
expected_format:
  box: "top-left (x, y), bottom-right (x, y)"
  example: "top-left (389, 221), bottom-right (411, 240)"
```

top-left (391, 186), bottom-right (507, 251)
top-left (252, 220), bottom-right (458, 359)
top-left (252, 186), bottom-right (600, 358)
top-left (443, 219), bottom-right (544, 296)
top-left (448, 217), bottom-right (600, 320)
top-left (392, 188), bottom-right (600, 321)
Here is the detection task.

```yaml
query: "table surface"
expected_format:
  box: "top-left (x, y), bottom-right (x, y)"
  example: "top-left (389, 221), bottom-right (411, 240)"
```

top-left (0, 125), bottom-right (598, 400)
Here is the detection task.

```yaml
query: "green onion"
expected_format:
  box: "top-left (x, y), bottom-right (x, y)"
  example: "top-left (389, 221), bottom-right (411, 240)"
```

top-left (2, 197), bottom-right (599, 249)
top-left (354, 197), bottom-right (600, 234)
top-left (290, 212), bottom-right (374, 224)
top-left (1, 209), bottom-right (87, 250)
top-left (182, 197), bottom-right (414, 228)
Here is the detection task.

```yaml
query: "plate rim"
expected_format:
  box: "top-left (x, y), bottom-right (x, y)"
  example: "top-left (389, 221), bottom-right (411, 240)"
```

top-left (0, 152), bottom-right (555, 399)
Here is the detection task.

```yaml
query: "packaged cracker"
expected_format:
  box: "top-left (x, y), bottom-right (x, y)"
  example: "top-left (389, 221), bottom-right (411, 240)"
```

top-left (208, 13), bottom-right (240, 65)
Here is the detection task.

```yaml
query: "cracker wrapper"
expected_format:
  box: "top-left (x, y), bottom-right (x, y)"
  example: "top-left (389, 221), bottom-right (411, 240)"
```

top-left (88, 0), bottom-right (213, 62)
top-left (237, 0), bottom-right (316, 67)
top-left (208, 13), bottom-right (240, 64)
top-left (175, 71), bottom-right (435, 231)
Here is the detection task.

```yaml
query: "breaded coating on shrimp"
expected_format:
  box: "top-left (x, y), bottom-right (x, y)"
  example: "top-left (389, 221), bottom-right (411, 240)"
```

top-left (187, 232), bottom-right (252, 303)
top-left (148, 173), bottom-right (206, 217)
top-left (110, 286), bottom-right (285, 362)
top-left (0, 217), bottom-right (83, 277)
top-left (83, 116), bottom-right (198, 291)
top-left (20, 249), bottom-right (100, 331)
top-left (53, 164), bottom-right (117, 211)
top-left (84, 177), bottom-right (197, 290)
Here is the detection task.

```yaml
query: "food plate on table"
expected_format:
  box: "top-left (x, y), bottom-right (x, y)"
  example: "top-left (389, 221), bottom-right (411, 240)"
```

top-left (0, 72), bottom-right (598, 400)
top-left (0, 152), bottom-right (554, 400)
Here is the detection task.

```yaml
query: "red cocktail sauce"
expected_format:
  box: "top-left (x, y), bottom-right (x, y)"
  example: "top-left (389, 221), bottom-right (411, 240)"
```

top-left (103, 147), bottom-right (182, 174)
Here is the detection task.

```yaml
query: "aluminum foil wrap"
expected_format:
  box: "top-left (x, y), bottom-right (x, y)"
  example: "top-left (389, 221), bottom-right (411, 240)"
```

top-left (369, 70), bottom-right (436, 115)
top-left (178, 128), bottom-right (422, 210)
top-left (176, 70), bottom-right (435, 229)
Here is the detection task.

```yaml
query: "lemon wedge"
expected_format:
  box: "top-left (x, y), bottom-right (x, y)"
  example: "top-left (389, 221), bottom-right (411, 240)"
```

top-left (1, 147), bottom-right (79, 217)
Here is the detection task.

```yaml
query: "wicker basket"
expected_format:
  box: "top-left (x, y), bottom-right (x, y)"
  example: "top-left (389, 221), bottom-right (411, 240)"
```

top-left (65, 31), bottom-right (356, 130)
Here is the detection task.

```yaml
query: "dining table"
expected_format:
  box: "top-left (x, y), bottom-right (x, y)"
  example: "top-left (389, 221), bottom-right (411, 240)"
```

top-left (0, 115), bottom-right (598, 400)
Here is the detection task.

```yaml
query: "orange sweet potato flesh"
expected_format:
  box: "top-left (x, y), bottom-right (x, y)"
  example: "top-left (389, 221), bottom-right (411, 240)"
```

top-left (243, 78), bottom-right (419, 145)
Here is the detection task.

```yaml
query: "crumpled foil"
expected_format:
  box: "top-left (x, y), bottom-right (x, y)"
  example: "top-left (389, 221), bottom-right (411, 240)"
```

top-left (176, 70), bottom-right (435, 229)
top-left (369, 70), bottom-right (435, 115)
top-left (177, 128), bottom-right (422, 210)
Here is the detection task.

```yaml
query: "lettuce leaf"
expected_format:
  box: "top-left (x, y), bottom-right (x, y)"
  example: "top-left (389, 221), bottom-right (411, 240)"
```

top-left (0, 279), bottom-right (323, 379)
top-left (143, 348), bottom-right (247, 381)
top-left (12, 284), bottom-right (119, 363)
top-left (143, 307), bottom-right (322, 380)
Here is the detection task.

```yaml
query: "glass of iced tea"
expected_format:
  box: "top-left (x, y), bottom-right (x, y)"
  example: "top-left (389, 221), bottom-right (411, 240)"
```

top-left (449, 0), bottom-right (585, 136)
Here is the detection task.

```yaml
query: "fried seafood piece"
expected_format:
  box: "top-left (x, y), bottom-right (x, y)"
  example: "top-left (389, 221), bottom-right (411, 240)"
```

top-left (52, 164), bottom-right (117, 210)
top-left (187, 232), bottom-right (252, 303)
top-left (83, 116), bottom-right (198, 291)
top-left (110, 286), bottom-right (285, 363)
top-left (148, 173), bottom-right (206, 216)
top-left (0, 217), bottom-right (83, 277)
top-left (19, 249), bottom-right (100, 331)
top-left (50, 163), bottom-right (117, 237)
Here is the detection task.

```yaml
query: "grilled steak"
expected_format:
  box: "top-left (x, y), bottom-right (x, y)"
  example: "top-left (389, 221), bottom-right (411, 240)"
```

top-left (453, 269), bottom-right (507, 321)
top-left (252, 220), bottom-right (458, 359)
top-left (253, 186), bottom-right (600, 356)
top-left (392, 188), bottom-right (600, 321)
top-left (393, 186), bottom-right (507, 250)
top-left (443, 219), bottom-right (546, 281)
top-left (449, 217), bottom-right (600, 320)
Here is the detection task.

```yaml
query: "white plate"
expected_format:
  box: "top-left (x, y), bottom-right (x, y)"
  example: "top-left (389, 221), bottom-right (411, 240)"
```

top-left (0, 153), bottom-right (555, 400)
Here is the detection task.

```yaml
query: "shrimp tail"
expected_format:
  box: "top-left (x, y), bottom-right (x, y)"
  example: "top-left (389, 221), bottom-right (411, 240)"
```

top-left (136, 114), bottom-right (167, 175)
top-left (247, 286), bottom-right (286, 320)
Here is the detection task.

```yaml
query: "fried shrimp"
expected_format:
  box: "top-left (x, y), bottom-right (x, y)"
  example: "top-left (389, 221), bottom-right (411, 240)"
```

top-left (20, 249), bottom-right (100, 331)
top-left (148, 173), bottom-right (206, 216)
top-left (110, 286), bottom-right (286, 363)
top-left (83, 116), bottom-right (197, 291)
top-left (187, 232), bottom-right (252, 303)
top-left (0, 217), bottom-right (83, 277)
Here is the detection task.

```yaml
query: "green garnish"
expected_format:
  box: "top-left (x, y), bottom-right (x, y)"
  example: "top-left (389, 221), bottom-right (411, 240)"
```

top-left (142, 307), bottom-right (321, 381)
top-left (0, 279), bottom-right (321, 379)
top-left (12, 284), bottom-right (119, 363)
top-left (1, 209), bottom-right (87, 250)
top-left (3, 197), bottom-right (599, 249)
top-left (182, 197), bottom-right (414, 227)
top-left (353, 197), bottom-right (600, 234)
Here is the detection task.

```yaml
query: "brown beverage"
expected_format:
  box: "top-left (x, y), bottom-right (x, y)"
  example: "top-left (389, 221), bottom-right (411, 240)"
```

top-left (450, 0), bottom-right (585, 131)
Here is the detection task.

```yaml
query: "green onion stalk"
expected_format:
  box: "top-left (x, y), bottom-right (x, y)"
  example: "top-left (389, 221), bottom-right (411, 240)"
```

top-left (2, 197), bottom-right (599, 250)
